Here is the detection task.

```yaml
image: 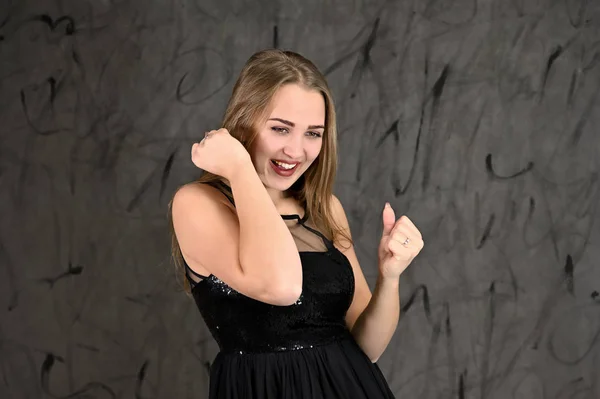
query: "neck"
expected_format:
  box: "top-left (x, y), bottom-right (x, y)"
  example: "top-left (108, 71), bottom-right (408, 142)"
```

top-left (266, 186), bottom-right (290, 209)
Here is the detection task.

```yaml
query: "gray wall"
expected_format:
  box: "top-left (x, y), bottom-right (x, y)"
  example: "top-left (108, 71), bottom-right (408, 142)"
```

top-left (1, 1), bottom-right (599, 398)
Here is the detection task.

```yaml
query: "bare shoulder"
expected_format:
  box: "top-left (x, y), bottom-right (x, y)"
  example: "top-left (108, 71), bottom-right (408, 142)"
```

top-left (172, 182), bottom-right (234, 214)
top-left (329, 194), bottom-right (353, 248)
top-left (330, 194), bottom-right (345, 216)
top-left (330, 194), bottom-right (351, 228)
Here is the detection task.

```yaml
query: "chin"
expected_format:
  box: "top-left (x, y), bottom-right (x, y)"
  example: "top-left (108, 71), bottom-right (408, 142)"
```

top-left (269, 178), bottom-right (299, 192)
top-left (264, 172), bottom-right (304, 193)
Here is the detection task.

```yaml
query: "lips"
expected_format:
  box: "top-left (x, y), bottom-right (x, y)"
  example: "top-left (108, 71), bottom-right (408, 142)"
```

top-left (270, 159), bottom-right (300, 177)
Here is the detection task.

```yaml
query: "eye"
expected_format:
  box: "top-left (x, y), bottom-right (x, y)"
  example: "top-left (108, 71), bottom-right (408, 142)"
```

top-left (306, 131), bottom-right (322, 138)
top-left (271, 127), bottom-right (289, 134)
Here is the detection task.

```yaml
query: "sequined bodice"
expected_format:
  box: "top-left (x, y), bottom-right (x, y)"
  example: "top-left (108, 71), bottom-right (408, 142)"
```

top-left (187, 182), bottom-right (356, 354)
top-left (190, 233), bottom-right (355, 354)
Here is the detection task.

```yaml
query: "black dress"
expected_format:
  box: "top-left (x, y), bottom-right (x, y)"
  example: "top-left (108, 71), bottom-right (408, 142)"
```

top-left (185, 181), bottom-right (395, 399)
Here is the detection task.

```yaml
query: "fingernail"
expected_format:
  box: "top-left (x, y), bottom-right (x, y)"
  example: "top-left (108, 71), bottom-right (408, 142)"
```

top-left (385, 202), bottom-right (391, 209)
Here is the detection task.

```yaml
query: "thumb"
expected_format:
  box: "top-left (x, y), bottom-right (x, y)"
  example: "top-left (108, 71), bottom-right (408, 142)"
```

top-left (381, 202), bottom-right (396, 240)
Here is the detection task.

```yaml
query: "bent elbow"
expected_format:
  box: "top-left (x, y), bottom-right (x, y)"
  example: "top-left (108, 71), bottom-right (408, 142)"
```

top-left (273, 283), bottom-right (303, 306)
top-left (265, 281), bottom-right (303, 306)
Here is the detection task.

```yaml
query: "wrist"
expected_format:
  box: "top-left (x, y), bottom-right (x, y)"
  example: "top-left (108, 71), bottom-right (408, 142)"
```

top-left (227, 153), bottom-right (253, 184)
top-left (377, 272), bottom-right (400, 290)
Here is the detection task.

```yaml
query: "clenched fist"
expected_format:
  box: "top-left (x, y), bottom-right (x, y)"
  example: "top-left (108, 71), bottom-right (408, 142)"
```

top-left (378, 203), bottom-right (424, 279)
top-left (191, 128), bottom-right (251, 181)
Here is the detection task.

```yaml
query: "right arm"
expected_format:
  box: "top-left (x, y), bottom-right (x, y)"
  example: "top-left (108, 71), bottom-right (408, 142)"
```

top-left (172, 158), bottom-right (303, 306)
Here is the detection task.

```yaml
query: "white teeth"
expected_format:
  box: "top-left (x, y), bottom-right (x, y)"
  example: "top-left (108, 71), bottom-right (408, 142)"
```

top-left (273, 160), bottom-right (296, 170)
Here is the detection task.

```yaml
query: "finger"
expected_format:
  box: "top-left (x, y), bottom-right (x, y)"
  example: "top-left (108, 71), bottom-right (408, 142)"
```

top-left (390, 230), bottom-right (424, 252)
top-left (391, 215), bottom-right (421, 240)
top-left (398, 215), bottom-right (422, 239)
top-left (395, 232), bottom-right (412, 248)
top-left (387, 239), bottom-right (412, 260)
top-left (390, 223), bottom-right (412, 243)
top-left (381, 203), bottom-right (396, 240)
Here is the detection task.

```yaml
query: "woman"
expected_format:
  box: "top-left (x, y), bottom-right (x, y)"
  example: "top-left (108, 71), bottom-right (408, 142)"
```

top-left (170, 49), bottom-right (424, 398)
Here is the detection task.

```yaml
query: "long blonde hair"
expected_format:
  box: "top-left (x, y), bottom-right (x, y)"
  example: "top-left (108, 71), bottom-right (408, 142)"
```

top-left (169, 49), bottom-right (350, 293)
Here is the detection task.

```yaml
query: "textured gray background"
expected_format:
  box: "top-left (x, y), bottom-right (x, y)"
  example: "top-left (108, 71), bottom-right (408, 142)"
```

top-left (1, 0), bottom-right (600, 398)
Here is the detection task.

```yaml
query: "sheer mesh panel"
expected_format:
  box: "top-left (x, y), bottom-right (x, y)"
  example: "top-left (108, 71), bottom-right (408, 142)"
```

top-left (284, 217), bottom-right (329, 252)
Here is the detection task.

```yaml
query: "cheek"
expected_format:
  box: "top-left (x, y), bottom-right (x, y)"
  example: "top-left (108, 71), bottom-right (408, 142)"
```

top-left (304, 142), bottom-right (323, 166)
top-left (250, 136), bottom-right (273, 161)
top-left (309, 141), bottom-right (323, 161)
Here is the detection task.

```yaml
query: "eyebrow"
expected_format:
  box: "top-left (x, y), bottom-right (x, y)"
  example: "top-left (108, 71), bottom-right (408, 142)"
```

top-left (268, 118), bottom-right (325, 130)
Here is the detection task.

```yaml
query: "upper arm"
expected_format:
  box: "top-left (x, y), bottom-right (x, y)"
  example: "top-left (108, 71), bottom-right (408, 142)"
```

top-left (171, 183), bottom-right (291, 306)
top-left (330, 195), bottom-right (372, 331)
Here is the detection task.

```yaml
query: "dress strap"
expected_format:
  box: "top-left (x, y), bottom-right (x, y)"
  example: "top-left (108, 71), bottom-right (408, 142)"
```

top-left (205, 180), bottom-right (235, 206)
top-left (289, 214), bottom-right (335, 251)
top-left (184, 262), bottom-right (210, 287)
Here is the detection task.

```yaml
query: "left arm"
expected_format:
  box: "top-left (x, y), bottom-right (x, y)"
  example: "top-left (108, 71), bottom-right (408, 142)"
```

top-left (331, 196), bottom-right (424, 363)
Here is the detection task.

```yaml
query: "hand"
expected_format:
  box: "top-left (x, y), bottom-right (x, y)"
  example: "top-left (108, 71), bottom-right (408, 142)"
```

top-left (378, 203), bottom-right (424, 279)
top-left (191, 128), bottom-right (251, 181)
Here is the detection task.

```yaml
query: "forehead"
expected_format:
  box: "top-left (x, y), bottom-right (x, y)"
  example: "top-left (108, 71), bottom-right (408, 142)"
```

top-left (268, 84), bottom-right (325, 124)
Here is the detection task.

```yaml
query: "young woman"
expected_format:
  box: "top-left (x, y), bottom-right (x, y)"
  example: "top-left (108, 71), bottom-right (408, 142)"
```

top-left (170, 49), bottom-right (424, 398)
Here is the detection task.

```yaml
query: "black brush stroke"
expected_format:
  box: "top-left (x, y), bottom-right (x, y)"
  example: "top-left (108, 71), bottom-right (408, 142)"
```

top-left (432, 64), bottom-right (450, 100)
top-left (458, 369), bottom-right (466, 399)
top-left (444, 302), bottom-right (458, 398)
top-left (175, 47), bottom-right (234, 105)
top-left (41, 353), bottom-right (116, 398)
top-left (547, 310), bottom-right (600, 365)
top-left (476, 213), bottom-right (495, 250)
top-left (323, 17), bottom-right (379, 77)
top-left (391, 54), bottom-right (431, 198)
top-left (485, 153), bottom-right (534, 180)
top-left (400, 284), bottom-right (431, 321)
top-left (539, 45), bottom-right (563, 102)
top-left (323, 18), bottom-right (380, 102)
top-left (29, 14), bottom-right (75, 35)
top-left (20, 89), bottom-right (63, 136)
top-left (583, 49), bottom-right (600, 73)
top-left (528, 196), bottom-right (535, 218)
top-left (0, 237), bottom-right (19, 311)
top-left (555, 377), bottom-right (588, 399)
top-left (375, 119), bottom-right (399, 148)
top-left (76, 344), bottom-right (100, 353)
top-left (567, 69), bottom-right (578, 106)
top-left (134, 360), bottom-right (149, 399)
top-left (566, 0), bottom-right (589, 28)
top-left (38, 261), bottom-right (83, 288)
top-left (569, 80), bottom-right (599, 148)
top-left (421, 63), bottom-right (450, 191)
top-left (159, 151), bottom-right (176, 201)
top-left (127, 168), bottom-right (158, 212)
top-left (564, 254), bottom-right (575, 295)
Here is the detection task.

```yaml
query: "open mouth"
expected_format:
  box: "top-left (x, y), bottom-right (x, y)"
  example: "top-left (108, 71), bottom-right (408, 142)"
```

top-left (271, 160), bottom-right (299, 170)
top-left (270, 159), bottom-right (301, 176)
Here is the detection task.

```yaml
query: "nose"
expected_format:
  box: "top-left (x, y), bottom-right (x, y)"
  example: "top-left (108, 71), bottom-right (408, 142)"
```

top-left (282, 134), bottom-right (304, 160)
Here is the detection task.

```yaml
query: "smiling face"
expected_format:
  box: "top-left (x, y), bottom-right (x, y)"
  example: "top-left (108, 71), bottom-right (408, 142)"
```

top-left (249, 83), bottom-right (326, 199)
